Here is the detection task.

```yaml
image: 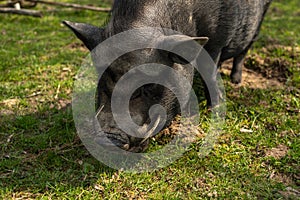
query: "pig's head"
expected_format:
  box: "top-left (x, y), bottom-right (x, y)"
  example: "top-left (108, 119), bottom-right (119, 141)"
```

top-left (63, 21), bottom-right (208, 152)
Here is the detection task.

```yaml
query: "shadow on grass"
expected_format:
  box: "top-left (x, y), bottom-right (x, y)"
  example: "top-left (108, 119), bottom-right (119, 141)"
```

top-left (0, 105), bottom-right (116, 193)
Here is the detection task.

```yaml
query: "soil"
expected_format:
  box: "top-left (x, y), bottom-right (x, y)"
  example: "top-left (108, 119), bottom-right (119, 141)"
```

top-left (220, 44), bottom-right (299, 89)
top-left (220, 60), bottom-right (284, 89)
top-left (265, 144), bottom-right (289, 159)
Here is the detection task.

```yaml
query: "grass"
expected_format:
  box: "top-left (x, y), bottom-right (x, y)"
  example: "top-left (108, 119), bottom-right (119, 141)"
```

top-left (0, 0), bottom-right (299, 199)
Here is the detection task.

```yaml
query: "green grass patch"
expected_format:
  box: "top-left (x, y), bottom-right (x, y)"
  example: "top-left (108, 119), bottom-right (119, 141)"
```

top-left (0, 0), bottom-right (299, 199)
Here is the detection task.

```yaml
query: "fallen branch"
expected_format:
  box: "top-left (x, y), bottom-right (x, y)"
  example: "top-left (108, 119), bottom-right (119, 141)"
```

top-left (0, 7), bottom-right (42, 17)
top-left (0, 0), bottom-right (18, 8)
top-left (25, 0), bottom-right (111, 12)
top-left (0, 0), bottom-right (37, 8)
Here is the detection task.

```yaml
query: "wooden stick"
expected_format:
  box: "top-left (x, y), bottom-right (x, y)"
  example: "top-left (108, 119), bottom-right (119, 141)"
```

top-left (25, 0), bottom-right (111, 12)
top-left (0, 7), bottom-right (42, 17)
top-left (0, 0), bottom-right (19, 8)
top-left (0, 0), bottom-right (37, 9)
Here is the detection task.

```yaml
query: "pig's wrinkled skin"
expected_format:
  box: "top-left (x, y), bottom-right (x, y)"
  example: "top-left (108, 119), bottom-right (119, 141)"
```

top-left (64, 0), bottom-right (272, 152)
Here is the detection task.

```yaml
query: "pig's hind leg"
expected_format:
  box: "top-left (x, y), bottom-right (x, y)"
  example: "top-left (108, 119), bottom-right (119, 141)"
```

top-left (231, 50), bottom-right (248, 84)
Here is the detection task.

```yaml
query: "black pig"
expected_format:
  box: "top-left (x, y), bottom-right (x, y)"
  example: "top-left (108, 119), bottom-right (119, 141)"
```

top-left (64, 0), bottom-right (272, 152)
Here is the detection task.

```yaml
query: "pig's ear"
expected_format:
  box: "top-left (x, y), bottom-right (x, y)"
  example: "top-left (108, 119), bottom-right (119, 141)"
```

top-left (192, 37), bottom-right (209, 46)
top-left (161, 35), bottom-right (208, 47)
top-left (161, 35), bottom-right (209, 63)
top-left (63, 20), bottom-right (103, 51)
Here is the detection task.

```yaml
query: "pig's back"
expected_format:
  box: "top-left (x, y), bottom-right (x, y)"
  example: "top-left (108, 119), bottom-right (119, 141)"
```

top-left (193, 0), bottom-right (268, 61)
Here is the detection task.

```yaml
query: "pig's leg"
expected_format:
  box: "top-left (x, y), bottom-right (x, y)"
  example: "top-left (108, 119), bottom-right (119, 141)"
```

top-left (231, 49), bottom-right (248, 84)
top-left (201, 50), bottom-right (222, 108)
top-left (203, 80), bottom-right (220, 108)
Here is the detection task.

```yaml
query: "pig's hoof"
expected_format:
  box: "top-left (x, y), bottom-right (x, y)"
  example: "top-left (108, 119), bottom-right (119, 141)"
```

top-left (207, 100), bottom-right (220, 110)
top-left (230, 74), bottom-right (242, 84)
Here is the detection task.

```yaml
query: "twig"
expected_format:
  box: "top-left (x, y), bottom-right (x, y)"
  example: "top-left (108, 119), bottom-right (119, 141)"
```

top-left (54, 84), bottom-right (61, 99)
top-left (0, 0), bottom-right (17, 7)
top-left (0, 7), bottom-right (42, 17)
top-left (25, 0), bottom-right (111, 12)
top-left (0, 0), bottom-right (37, 8)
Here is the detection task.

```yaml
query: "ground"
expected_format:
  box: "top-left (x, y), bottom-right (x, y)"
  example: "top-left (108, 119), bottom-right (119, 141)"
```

top-left (0, 0), bottom-right (299, 199)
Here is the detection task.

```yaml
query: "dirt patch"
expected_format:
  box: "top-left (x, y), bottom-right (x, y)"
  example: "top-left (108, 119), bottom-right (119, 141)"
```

top-left (220, 60), bottom-right (284, 89)
top-left (265, 144), bottom-right (289, 159)
top-left (247, 55), bottom-right (292, 81)
top-left (246, 45), bottom-right (299, 81)
top-left (66, 42), bottom-right (89, 52)
top-left (0, 99), bottom-right (20, 118)
top-left (220, 44), bottom-right (298, 89)
top-left (278, 187), bottom-right (300, 199)
top-left (49, 99), bottom-right (72, 111)
top-left (154, 115), bottom-right (204, 145)
top-left (270, 172), bottom-right (295, 186)
top-left (0, 98), bottom-right (20, 108)
top-left (0, 109), bottom-right (15, 117)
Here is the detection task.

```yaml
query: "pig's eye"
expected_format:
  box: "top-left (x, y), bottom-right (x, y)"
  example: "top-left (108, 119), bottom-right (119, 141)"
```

top-left (131, 88), bottom-right (142, 100)
top-left (142, 84), bottom-right (155, 98)
top-left (130, 84), bottom-right (162, 101)
top-left (169, 53), bottom-right (189, 64)
top-left (142, 84), bottom-right (162, 101)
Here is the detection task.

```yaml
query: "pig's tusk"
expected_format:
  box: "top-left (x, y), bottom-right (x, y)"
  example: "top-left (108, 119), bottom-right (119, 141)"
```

top-left (95, 105), bottom-right (105, 118)
top-left (93, 105), bottom-right (105, 134)
top-left (140, 115), bottom-right (161, 144)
